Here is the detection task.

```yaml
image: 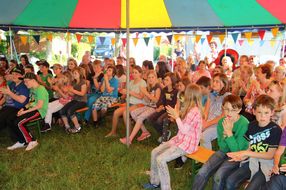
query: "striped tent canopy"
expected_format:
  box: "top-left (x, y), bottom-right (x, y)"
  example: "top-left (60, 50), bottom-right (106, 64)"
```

top-left (0, 0), bottom-right (285, 31)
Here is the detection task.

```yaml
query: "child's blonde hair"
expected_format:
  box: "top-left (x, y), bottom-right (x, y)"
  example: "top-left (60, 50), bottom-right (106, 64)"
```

top-left (180, 84), bottom-right (203, 119)
top-left (146, 70), bottom-right (158, 91)
top-left (269, 80), bottom-right (286, 107)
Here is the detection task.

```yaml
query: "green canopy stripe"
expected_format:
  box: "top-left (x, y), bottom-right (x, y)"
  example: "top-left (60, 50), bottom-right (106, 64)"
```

top-left (13, 0), bottom-right (78, 27)
top-left (208, 0), bottom-right (281, 26)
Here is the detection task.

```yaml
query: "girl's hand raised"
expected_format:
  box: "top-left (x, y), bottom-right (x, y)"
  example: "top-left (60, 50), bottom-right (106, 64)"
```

top-left (166, 105), bottom-right (179, 120)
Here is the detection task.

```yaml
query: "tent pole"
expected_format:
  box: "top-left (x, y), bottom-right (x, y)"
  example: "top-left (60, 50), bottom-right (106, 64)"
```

top-left (171, 31), bottom-right (174, 72)
top-left (224, 29), bottom-right (227, 57)
top-left (9, 27), bottom-right (13, 59)
top-left (282, 26), bottom-right (286, 58)
top-left (126, 0), bottom-right (130, 148)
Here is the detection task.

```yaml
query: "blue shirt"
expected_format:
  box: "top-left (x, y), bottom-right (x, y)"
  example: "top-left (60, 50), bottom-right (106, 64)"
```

top-left (5, 82), bottom-right (29, 109)
top-left (101, 77), bottom-right (118, 98)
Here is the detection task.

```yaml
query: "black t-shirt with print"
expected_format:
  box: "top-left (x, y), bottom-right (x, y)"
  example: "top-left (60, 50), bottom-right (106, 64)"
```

top-left (245, 120), bottom-right (282, 152)
top-left (157, 87), bottom-right (178, 108)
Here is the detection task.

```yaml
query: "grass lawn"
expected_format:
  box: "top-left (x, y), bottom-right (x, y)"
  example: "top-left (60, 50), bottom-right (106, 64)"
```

top-left (0, 115), bottom-right (202, 190)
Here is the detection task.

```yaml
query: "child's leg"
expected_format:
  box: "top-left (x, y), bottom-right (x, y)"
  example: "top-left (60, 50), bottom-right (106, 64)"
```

top-left (84, 93), bottom-right (100, 121)
top-left (106, 106), bottom-right (125, 137)
top-left (156, 145), bottom-right (186, 190)
top-left (200, 125), bottom-right (217, 149)
top-left (122, 105), bottom-right (140, 128)
top-left (192, 151), bottom-right (228, 190)
top-left (148, 111), bottom-right (166, 135)
top-left (45, 100), bottom-right (64, 126)
top-left (150, 142), bottom-right (172, 186)
top-left (225, 162), bottom-right (251, 190)
top-left (68, 101), bottom-right (86, 129)
top-left (59, 101), bottom-right (75, 129)
top-left (245, 170), bottom-right (266, 190)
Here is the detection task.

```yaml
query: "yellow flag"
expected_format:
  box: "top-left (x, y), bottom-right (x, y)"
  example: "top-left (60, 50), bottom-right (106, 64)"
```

top-left (195, 35), bottom-right (202, 43)
top-left (191, 37), bottom-right (195, 43)
top-left (271, 27), bottom-right (279, 38)
top-left (174, 34), bottom-right (180, 42)
top-left (133, 38), bottom-right (139, 46)
top-left (219, 34), bottom-right (225, 44)
top-left (88, 36), bottom-right (94, 44)
top-left (244, 32), bottom-right (252, 42)
top-left (20, 36), bottom-right (28, 45)
top-left (248, 39), bottom-right (255, 46)
top-left (111, 38), bottom-right (116, 46)
top-left (47, 34), bottom-right (53, 41)
top-left (155, 36), bottom-right (161, 45)
top-left (270, 39), bottom-right (276, 47)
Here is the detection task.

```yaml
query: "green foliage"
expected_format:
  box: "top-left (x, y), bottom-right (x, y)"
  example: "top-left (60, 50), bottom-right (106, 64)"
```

top-left (71, 43), bottom-right (78, 58)
top-left (153, 46), bottom-right (160, 61)
top-left (29, 50), bottom-right (46, 60)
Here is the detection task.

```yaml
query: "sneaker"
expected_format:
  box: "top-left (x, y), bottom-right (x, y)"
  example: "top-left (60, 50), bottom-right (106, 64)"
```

top-left (68, 127), bottom-right (81, 134)
top-left (41, 123), bottom-right (51, 133)
top-left (157, 136), bottom-right (162, 144)
top-left (162, 130), bottom-right (172, 142)
top-left (7, 142), bottom-right (26, 150)
top-left (174, 157), bottom-right (185, 170)
top-left (143, 183), bottom-right (160, 189)
top-left (25, 141), bottom-right (38, 151)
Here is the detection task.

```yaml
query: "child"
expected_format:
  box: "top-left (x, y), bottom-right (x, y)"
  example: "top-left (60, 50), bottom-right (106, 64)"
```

top-left (191, 60), bottom-right (211, 83)
top-left (119, 70), bottom-right (161, 145)
top-left (92, 66), bottom-right (118, 126)
top-left (60, 67), bottom-right (87, 133)
top-left (226, 95), bottom-right (282, 189)
top-left (201, 73), bottom-right (231, 149)
top-left (264, 128), bottom-right (286, 189)
top-left (143, 84), bottom-right (203, 190)
top-left (196, 76), bottom-right (211, 108)
top-left (106, 66), bottom-right (146, 137)
top-left (37, 60), bottom-right (53, 100)
top-left (147, 72), bottom-right (178, 142)
top-left (192, 94), bottom-right (249, 190)
top-left (7, 72), bottom-right (49, 151)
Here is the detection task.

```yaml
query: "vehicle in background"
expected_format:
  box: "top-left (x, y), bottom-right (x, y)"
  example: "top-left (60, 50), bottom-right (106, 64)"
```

top-left (93, 37), bottom-right (114, 58)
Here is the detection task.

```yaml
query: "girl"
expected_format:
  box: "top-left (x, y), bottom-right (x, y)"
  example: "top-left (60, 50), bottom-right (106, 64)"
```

top-left (115, 65), bottom-right (126, 89)
top-left (191, 60), bottom-right (211, 83)
top-left (43, 71), bottom-right (73, 132)
top-left (201, 73), bottom-right (230, 149)
top-left (143, 84), bottom-right (203, 190)
top-left (221, 56), bottom-right (233, 79)
top-left (156, 61), bottom-right (168, 87)
top-left (105, 66), bottom-right (146, 137)
top-left (67, 58), bottom-right (78, 72)
top-left (59, 67), bottom-right (87, 133)
top-left (142, 60), bottom-right (154, 81)
top-left (232, 65), bottom-right (254, 97)
top-left (119, 70), bottom-right (161, 145)
top-left (174, 57), bottom-right (190, 80)
top-left (148, 72), bottom-right (178, 142)
top-left (92, 66), bottom-right (118, 126)
top-left (272, 66), bottom-right (286, 83)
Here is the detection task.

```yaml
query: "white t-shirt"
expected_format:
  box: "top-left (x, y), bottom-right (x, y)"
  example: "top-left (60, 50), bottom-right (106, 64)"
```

top-left (129, 79), bottom-right (147, 105)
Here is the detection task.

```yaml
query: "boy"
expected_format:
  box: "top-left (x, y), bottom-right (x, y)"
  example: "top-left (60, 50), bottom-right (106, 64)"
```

top-left (192, 94), bottom-right (249, 190)
top-left (226, 94), bottom-right (282, 189)
top-left (7, 72), bottom-right (49, 151)
top-left (196, 76), bottom-right (211, 107)
top-left (37, 60), bottom-right (53, 100)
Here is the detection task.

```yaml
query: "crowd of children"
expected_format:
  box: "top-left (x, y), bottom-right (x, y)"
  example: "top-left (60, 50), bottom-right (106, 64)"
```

top-left (0, 53), bottom-right (286, 189)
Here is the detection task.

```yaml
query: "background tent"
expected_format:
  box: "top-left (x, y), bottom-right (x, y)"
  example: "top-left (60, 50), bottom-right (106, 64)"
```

top-left (0, 0), bottom-right (285, 32)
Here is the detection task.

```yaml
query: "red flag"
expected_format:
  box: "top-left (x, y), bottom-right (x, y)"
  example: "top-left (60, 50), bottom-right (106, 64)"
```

top-left (76, 34), bottom-right (82, 43)
top-left (121, 38), bottom-right (127, 47)
top-left (207, 35), bottom-right (213, 44)
top-left (258, 30), bottom-right (266, 40)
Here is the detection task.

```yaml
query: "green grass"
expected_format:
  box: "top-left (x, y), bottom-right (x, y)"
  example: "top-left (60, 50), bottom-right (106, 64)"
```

top-left (0, 116), bottom-right (207, 190)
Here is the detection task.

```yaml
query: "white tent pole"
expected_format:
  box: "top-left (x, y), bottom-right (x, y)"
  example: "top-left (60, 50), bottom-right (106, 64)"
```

top-left (282, 26), bottom-right (286, 58)
top-left (9, 27), bottom-right (13, 59)
top-left (126, 0), bottom-right (130, 147)
top-left (171, 31), bottom-right (174, 72)
top-left (224, 29), bottom-right (227, 57)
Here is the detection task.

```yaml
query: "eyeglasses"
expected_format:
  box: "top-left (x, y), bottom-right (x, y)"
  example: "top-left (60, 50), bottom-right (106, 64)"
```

top-left (222, 107), bottom-right (239, 113)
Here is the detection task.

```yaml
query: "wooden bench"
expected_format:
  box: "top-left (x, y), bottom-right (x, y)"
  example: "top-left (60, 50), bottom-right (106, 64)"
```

top-left (26, 118), bottom-right (43, 138)
top-left (186, 146), bottom-right (215, 183)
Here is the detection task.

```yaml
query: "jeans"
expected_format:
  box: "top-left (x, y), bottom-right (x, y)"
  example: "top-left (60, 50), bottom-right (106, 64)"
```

top-left (84, 93), bottom-right (100, 121)
top-left (59, 100), bottom-right (86, 119)
top-left (148, 111), bottom-right (168, 135)
top-left (192, 151), bottom-right (239, 190)
top-left (200, 125), bottom-right (217, 150)
top-left (225, 162), bottom-right (251, 190)
top-left (263, 175), bottom-right (286, 190)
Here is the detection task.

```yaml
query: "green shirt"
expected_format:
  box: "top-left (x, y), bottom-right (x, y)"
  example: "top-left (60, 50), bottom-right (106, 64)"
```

top-left (39, 73), bottom-right (53, 99)
top-left (29, 85), bottom-right (49, 118)
top-left (217, 115), bottom-right (249, 153)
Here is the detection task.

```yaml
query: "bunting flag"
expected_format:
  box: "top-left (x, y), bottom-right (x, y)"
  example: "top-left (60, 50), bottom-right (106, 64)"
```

top-left (218, 34), bottom-right (225, 44)
top-left (248, 39), bottom-right (255, 46)
top-left (135, 32), bottom-right (139, 38)
top-left (206, 35), bottom-right (213, 44)
top-left (66, 32), bottom-right (71, 41)
top-left (174, 34), bottom-right (180, 42)
top-left (238, 39), bottom-right (244, 46)
top-left (167, 35), bottom-right (173, 44)
top-left (121, 38), bottom-right (127, 46)
top-left (270, 39), bottom-right (276, 47)
top-left (244, 32), bottom-right (252, 42)
top-left (144, 37), bottom-right (150, 46)
top-left (258, 30), bottom-right (266, 40)
top-left (191, 37), bottom-right (195, 43)
top-left (99, 36), bottom-right (106, 45)
top-left (111, 38), bottom-right (116, 46)
top-left (47, 33), bottom-right (53, 41)
top-left (259, 40), bottom-right (265, 47)
top-left (231, 33), bottom-right (239, 44)
top-left (132, 38), bottom-right (139, 46)
top-left (195, 35), bottom-right (202, 43)
top-left (201, 37), bottom-right (205, 45)
top-left (271, 27), bottom-right (279, 38)
top-left (32, 35), bottom-right (40, 44)
top-left (88, 35), bottom-right (94, 43)
top-left (75, 34), bottom-right (82, 43)
top-left (20, 36), bottom-right (28, 45)
top-left (155, 36), bottom-right (161, 45)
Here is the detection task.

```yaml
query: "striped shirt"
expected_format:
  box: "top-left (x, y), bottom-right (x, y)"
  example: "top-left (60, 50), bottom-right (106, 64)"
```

top-left (170, 107), bottom-right (202, 154)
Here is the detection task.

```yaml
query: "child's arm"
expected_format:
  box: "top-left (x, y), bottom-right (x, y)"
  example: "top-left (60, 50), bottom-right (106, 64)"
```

top-left (0, 86), bottom-right (27, 104)
top-left (141, 87), bottom-right (161, 103)
top-left (227, 147), bottom-right (277, 161)
top-left (18, 100), bottom-right (44, 116)
top-left (203, 98), bottom-right (210, 120)
top-left (69, 84), bottom-right (87, 97)
top-left (203, 113), bottom-right (224, 130)
top-left (272, 146), bottom-right (285, 174)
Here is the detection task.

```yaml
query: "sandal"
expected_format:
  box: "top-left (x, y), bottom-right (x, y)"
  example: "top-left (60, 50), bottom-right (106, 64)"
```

top-left (68, 127), bottom-right (81, 134)
top-left (137, 132), bottom-right (151, 141)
